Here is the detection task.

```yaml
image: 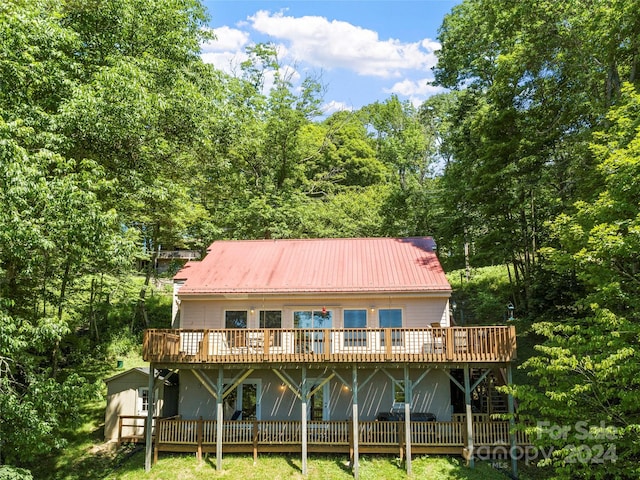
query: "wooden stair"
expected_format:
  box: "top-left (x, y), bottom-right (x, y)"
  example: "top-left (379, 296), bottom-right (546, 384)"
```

top-left (470, 368), bottom-right (509, 415)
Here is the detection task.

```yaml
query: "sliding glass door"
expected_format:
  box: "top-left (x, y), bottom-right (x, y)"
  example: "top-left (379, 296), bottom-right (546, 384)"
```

top-left (294, 310), bottom-right (332, 354)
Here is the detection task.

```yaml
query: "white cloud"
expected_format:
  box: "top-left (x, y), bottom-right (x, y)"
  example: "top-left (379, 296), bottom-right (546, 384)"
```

top-left (201, 26), bottom-right (250, 53)
top-left (200, 11), bottom-right (445, 108)
top-left (385, 78), bottom-right (446, 97)
top-left (200, 51), bottom-right (247, 75)
top-left (200, 26), bottom-right (251, 75)
top-left (421, 39), bottom-right (442, 53)
top-left (322, 100), bottom-right (353, 115)
top-left (384, 79), bottom-right (448, 107)
top-left (248, 10), bottom-right (439, 78)
top-left (281, 64), bottom-right (302, 86)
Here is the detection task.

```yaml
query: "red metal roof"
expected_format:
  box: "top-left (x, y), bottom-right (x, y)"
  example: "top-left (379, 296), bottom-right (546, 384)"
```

top-left (175, 237), bottom-right (451, 295)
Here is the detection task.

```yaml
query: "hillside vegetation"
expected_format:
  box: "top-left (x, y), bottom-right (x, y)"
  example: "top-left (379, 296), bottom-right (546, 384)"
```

top-left (1, 0), bottom-right (639, 478)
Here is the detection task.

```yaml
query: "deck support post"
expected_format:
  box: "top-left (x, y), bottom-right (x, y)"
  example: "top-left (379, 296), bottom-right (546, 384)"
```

top-left (144, 363), bottom-right (155, 472)
top-left (507, 364), bottom-right (518, 478)
top-left (463, 365), bottom-right (474, 467)
top-left (197, 417), bottom-right (203, 463)
top-left (404, 365), bottom-right (412, 476)
top-left (352, 365), bottom-right (359, 479)
top-left (216, 366), bottom-right (224, 471)
top-left (301, 366), bottom-right (308, 475)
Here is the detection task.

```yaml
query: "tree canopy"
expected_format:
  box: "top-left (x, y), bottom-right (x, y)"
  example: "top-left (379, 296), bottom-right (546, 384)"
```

top-left (433, 1), bottom-right (640, 477)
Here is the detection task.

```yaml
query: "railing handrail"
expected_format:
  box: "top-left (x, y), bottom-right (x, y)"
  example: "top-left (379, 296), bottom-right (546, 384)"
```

top-left (118, 415), bottom-right (161, 420)
top-left (147, 326), bottom-right (512, 331)
top-left (143, 325), bottom-right (517, 364)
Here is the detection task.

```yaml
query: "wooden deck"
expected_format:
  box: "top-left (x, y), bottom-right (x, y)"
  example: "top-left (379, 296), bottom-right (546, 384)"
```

top-left (143, 326), bottom-right (516, 365)
top-left (117, 417), bottom-right (530, 463)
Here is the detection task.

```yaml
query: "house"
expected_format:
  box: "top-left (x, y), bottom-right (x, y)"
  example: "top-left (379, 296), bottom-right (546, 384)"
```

top-left (141, 237), bottom-right (520, 477)
top-left (138, 249), bottom-right (201, 275)
top-left (104, 368), bottom-right (178, 443)
top-left (154, 249), bottom-right (201, 274)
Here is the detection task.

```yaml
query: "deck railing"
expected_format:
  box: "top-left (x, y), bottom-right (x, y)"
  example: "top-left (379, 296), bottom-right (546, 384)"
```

top-left (117, 415), bottom-right (158, 445)
top-left (143, 417), bottom-right (531, 462)
top-left (143, 326), bottom-right (516, 364)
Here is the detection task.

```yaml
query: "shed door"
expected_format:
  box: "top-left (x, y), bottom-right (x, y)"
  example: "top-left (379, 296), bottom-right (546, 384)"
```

top-left (137, 387), bottom-right (149, 416)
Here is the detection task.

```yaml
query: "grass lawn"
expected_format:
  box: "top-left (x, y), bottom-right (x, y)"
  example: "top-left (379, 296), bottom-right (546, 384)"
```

top-left (100, 451), bottom-right (523, 480)
top-left (37, 396), bottom-right (546, 480)
top-left (29, 396), bottom-right (548, 479)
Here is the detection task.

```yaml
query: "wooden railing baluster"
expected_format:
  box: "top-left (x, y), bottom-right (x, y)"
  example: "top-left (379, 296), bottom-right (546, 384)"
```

top-left (149, 418), bottom-right (529, 462)
top-left (143, 326), bottom-right (516, 364)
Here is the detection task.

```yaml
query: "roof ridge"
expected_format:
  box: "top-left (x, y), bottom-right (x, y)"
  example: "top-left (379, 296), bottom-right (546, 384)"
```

top-left (207, 236), bottom-right (433, 243)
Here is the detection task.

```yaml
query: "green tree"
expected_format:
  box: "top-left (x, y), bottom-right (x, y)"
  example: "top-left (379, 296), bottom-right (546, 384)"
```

top-left (303, 112), bottom-right (386, 193)
top-left (360, 96), bottom-right (443, 239)
top-left (0, 120), bottom-right (128, 465)
top-left (59, 0), bottom-right (216, 326)
top-left (204, 43), bottom-right (325, 239)
top-left (300, 185), bottom-right (388, 238)
top-left (0, 0), bottom-right (78, 127)
top-left (433, 0), bottom-right (640, 308)
top-left (0, 0), bottom-right (214, 468)
top-left (514, 84), bottom-right (640, 479)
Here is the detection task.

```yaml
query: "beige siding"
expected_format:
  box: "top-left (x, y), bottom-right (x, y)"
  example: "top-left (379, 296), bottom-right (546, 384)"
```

top-left (402, 298), bottom-right (450, 328)
top-left (179, 300), bottom-right (209, 328)
top-left (178, 295), bottom-right (451, 330)
top-left (105, 385), bottom-right (137, 441)
top-left (178, 367), bottom-right (451, 422)
top-left (177, 370), bottom-right (217, 419)
top-left (171, 280), bottom-right (185, 328)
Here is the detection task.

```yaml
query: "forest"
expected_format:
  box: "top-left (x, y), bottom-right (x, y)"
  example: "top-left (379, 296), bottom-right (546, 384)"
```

top-left (0, 0), bottom-right (639, 478)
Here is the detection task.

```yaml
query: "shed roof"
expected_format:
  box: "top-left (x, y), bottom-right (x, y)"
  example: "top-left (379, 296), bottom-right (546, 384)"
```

top-left (104, 367), bottom-right (175, 385)
top-left (175, 237), bottom-right (451, 295)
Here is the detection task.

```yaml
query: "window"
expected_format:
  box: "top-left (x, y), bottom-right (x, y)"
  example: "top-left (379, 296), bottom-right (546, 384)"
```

top-left (241, 382), bottom-right (258, 420)
top-left (137, 387), bottom-right (149, 415)
top-left (225, 311), bottom-right (248, 329)
top-left (310, 381), bottom-right (330, 420)
top-left (260, 310), bottom-right (282, 347)
top-left (379, 308), bottom-right (403, 346)
top-left (225, 311), bottom-right (247, 347)
top-left (259, 310), bottom-right (281, 328)
top-left (344, 309), bottom-right (367, 347)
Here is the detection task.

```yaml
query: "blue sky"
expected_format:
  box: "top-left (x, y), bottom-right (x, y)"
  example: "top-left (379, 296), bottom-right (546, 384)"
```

top-left (200, 1), bottom-right (460, 114)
